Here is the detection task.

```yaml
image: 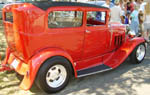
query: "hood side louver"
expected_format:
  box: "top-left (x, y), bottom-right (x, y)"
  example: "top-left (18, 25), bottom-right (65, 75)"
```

top-left (114, 35), bottom-right (123, 46)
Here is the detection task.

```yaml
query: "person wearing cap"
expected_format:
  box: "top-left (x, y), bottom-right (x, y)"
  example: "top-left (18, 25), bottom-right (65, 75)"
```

top-left (110, 0), bottom-right (124, 23)
top-left (128, 0), bottom-right (135, 12)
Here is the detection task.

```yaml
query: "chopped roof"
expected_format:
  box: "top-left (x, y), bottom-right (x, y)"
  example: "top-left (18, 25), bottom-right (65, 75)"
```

top-left (28, 1), bottom-right (109, 11)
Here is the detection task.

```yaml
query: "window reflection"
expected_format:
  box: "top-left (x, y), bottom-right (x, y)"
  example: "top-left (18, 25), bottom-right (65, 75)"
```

top-left (48, 11), bottom-right (83, 28)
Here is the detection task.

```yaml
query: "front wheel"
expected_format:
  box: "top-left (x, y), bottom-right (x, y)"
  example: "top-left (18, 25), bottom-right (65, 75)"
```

top-left (130, 43), bottom-right (146, 64)
top-left (35, 56), bottom-right (72, 93)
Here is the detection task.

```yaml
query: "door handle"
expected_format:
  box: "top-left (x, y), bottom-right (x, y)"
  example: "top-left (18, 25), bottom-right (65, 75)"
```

top-left (86, 30), bottom-right (91, 33)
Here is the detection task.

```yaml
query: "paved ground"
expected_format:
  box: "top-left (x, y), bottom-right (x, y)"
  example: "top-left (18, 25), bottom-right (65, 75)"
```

top-left (0, 26), bottom-right (150, 95)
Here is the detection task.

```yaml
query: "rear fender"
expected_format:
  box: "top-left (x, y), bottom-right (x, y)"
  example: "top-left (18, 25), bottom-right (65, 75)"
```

top-left (20, 48), bottom-right (76, 90)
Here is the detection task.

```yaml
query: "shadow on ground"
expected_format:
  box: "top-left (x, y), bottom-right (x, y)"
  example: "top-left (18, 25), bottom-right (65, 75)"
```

top-left (0, 57), bottom-right (150, 95)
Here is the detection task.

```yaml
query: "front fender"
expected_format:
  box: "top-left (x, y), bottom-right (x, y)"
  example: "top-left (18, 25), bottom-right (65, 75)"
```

top-left (104, 37), bottom-right (146, 68)
top-left (20, 48), bottom-right (76, 90)
top-left (125, 37), bottom-right (146, 51)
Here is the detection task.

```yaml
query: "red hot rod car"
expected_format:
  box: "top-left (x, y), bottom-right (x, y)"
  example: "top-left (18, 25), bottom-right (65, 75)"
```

top-left (1, 1), bottom-right (146, 93)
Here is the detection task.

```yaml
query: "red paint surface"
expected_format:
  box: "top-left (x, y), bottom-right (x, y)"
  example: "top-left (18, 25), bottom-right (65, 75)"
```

top-left (2, 3), bottom-right (145, 90)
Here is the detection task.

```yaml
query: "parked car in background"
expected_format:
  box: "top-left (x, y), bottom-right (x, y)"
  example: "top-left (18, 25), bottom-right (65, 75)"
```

top-left (86, 1), bottom-right (114, 8)
top-left (1, 1), bottom-right (146, 94)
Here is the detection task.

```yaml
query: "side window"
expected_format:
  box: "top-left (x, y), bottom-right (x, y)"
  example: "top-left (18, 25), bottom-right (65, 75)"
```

top-left (48, 11), bottom-right (83, 28)
top-left (87, 11), bottom-right (106, 26)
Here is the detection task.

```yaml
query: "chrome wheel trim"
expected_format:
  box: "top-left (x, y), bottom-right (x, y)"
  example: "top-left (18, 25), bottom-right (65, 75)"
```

top-left (136, 45), bottom-right (145, 61)
top-left (46, 64), bottom-right (67, 88)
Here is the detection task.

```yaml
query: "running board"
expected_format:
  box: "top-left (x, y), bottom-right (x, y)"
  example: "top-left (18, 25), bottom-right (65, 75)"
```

top-left (77, 64), bottom-right (112, 77)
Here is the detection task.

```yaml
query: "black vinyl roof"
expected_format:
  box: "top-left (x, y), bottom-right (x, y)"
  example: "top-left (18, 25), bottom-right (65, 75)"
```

top-left (28, 1), bottom-right (109, 11)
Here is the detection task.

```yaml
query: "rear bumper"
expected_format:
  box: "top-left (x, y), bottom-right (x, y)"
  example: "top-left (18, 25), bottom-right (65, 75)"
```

top-left (2, 48), bottom-right (29, 75)
top-left (2, 48), bottom-right (40, 90)
top-left (2, 48), bottom-right (32, 90)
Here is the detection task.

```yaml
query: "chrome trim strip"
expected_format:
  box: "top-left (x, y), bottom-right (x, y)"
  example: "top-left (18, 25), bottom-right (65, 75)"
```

top-left (109, 25), bottom-right (113, 47)
top-left (77, 68), bottom-right (112, 78)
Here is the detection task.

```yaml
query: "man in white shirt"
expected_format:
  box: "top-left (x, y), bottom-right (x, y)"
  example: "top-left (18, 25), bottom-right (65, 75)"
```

top-left (110, 0), bottom-right (124, 23)
top-left (136, 0), bottom-right (146, 12)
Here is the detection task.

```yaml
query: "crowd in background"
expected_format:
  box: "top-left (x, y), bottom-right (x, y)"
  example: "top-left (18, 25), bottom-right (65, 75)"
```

top-left (103, 0), bottom-right (150, 42)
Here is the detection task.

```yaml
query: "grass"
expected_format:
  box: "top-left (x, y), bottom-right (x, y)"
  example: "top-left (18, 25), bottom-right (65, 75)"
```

top-left (0, 24), bottom-right (7, 61)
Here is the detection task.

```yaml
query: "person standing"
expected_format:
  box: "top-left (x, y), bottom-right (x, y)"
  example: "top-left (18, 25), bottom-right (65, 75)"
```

top-left (110, 0), bottom-right (124, 23)
top-left (119, 0), bottom-right (124, 10)
top-left (144, 2), bottom-right (150, 42)
top-left (136, 0), bottom-right (146, 37)
top-left (120, 0), bottom-right (128, 12)
top-left (102, 0), bottom-right (110, 8)
top-left (129, 0), bottom-right (135, 12)
top-left (112, 0), bottom-right (115, 4)
top-left (130, 5), bottom-right (139, 35)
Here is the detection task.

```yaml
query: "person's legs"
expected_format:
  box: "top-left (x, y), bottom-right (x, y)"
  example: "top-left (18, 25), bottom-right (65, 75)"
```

top-left (135, 22), bottom-right (139, 35)
top-left (130, 21), bottom-right (139, 35)
top-left (130, 21), bottom-right (135, 32)
top-left (147, 29), bottom-right (150, 41)
top-left (138, 24), bottom-right (142, 36)
top-left (140, 23), bottom-right (145, 37)
top-left (144, 23), bottom-right (150, 42)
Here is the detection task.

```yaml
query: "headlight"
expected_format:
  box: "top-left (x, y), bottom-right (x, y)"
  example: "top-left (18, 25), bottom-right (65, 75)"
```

top-left (128, 30), bottom-right (136, 38)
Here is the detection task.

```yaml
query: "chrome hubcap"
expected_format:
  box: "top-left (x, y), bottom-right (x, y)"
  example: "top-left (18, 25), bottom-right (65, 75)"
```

top-left (46, 65), bottom-right (67, 88)
top-left (136, 45), bottom-right (145, 61)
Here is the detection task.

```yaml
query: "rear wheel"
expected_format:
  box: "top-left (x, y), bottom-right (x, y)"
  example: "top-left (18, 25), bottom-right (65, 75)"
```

top-left (35, 56), bottom-right (72, 93)
top-left (130, 43), bottom-right (146, 64)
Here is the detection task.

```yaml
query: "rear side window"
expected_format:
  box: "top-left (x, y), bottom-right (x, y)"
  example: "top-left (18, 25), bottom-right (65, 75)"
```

top-left (87, 11), bottom-right (106, 26)
top-left (5, 12), bottom-right (13, 23)
top-left (48, 11), bottom-right (83, 28)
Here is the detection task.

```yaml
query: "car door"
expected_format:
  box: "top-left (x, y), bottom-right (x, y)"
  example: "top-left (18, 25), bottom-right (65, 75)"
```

top-left (83, 10), bottom-right (110, 60)
top-left (46, 7), bottom-right (85, 61)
